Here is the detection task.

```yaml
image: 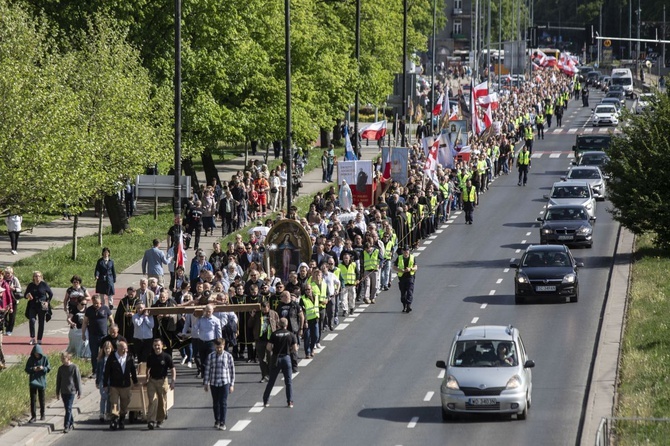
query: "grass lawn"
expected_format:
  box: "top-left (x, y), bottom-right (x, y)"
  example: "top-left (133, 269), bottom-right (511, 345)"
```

top-left (0, 353), bottom-right (93, 428)
top-left (615, 233), bottom-right (670, 443)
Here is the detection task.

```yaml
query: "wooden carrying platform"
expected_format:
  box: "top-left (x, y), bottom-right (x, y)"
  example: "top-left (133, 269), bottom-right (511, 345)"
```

top-left (127, 363), bottom-right (175, 422)
top-left (145, 303), bottom-right (261, 316)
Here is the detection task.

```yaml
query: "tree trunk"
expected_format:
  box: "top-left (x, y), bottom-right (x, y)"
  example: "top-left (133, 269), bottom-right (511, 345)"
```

top-left (244, 139), bottom-right (249, 166)
top-left (264, 140), bottom-right (270, 164)
top-left (200, 147), bottom-right (220, 187)
top-left (332, 119), bottom-right (342, 143)
top-left (71, 214), bottom-right (79, 260)
top-left (104, 193), bottom-right (129, 234)
top-left (182, 158), bottom-right (199, 196)
top-left (320, 127), bottom-right (331, 148)
top-left (98, 204), bottom-right (103, 246)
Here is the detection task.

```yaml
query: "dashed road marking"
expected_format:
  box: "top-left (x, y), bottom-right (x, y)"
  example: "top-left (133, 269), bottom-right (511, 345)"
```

top-left (454, 211), bottom-right (462, 215)
top-left (423, 240), bottom-right (432, 245)
top-left (471, 317), bottom-right (479, 324)
top-left (510, 258), bottom-right (515, 262)
top-left (526, 232), bottom-right (531, 236)
top-left (436, 229), bottom-right (444, 234)
top-left (230, 420), bottom-right (252, 432)
top-left (314, 345), bottom-right (325, 353)
top-left (568, 128), bottom-right (579, 134)
top-left (359, 304), bottom-right (370, 308)
top-left (249, 402), bottom-right (265, 413)
top-left (408, 416), bottom-right (419, 428)
top-left (417, 246), bottom-right (426, 251)
top-left (496, 278), bottom-right (503, 284)
top-left (299, 358), bottom-right (313, 366)
top-left (441, 225), bottom-right (449, 229)
top-left (480, 303), bottom-right (488, 309)
top-left (447, 220), bottom-right (455, 224)
top-left (489, 290), bottom-right (496, 296)
top-left (549, 152), bottom-right (561, 158)
top-left (438, 369), bottom-right (445, 379)
top-left (344, 317), bottom-right (355, 322)
top-left (539, 210), bottom-right (544, 214)
top-left (424, 391), bottom-right (435, 402)
top-left (270, 386), bottom-right (283, 396)
top-left (504, 268), bottom-right (510, 273)
top-left (429, 235), bottom-right (438, 239)
top-left (521, 239), bottom-right (527, 244)
top-left (335, 323), bottom-right (350, 330)
top-left (214, 440), bottom-right (232, 446)
top-left (413, 252), bottom-right (421, 257)
top-left (515, 249), bottom-right (521, 253)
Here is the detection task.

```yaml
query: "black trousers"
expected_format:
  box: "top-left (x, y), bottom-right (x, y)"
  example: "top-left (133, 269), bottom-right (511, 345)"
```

top-left (463, 202), bottom-right (475, 223)
top-left (399, 276), bottom-right (415, 306)
top-left (8, 232), bottom-right (19, 251)
top-left (518, 165), bottom-right (529, 185)
top-left (30, 387), bottom-right (45, 417)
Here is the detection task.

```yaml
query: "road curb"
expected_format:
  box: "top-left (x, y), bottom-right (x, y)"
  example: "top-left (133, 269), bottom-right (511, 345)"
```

top-left (579, 226), bottom-right (634, 445)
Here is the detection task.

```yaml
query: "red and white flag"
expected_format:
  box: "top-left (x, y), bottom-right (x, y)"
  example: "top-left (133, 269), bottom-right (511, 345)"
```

top-left (359, 120), bottom-right (387, 140)
top-left (473, 81), bottom-right (489, 100)
top-left (441, 88), bottom-right (450, 118)
top-left (432, 93), bottom-right (444, 116)
top-left (483, 104), bottom-right (493, 130)
top-left (382, 147), bottom-right (392, 181)
top-left (532, 49), bottom-right (548, 67)
top-left (423, 138), bottom-right (440, 186)
top-left (176, 229), bottom-right (185, 268)
top-left (477, 92), bottom-right (499, 110)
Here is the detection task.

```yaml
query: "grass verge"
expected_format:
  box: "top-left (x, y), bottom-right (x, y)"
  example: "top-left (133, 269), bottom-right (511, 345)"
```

top-left (615, 233), bottom-right (670, 442)
top-left (0, 353), bottom-right (93, 428)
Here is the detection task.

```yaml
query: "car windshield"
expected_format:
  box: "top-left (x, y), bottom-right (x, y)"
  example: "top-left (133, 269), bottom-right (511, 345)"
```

top-left (522, 251), bottom-right (571, 268)
top-left (611, 77), bottom-right (632, 86)
top-left (551, 185), bottom-right (590, 198)
top-left (546, 208), bottom-right (588, 221)
top-left (451, 340), bottom-right (518, 367)
top-left (580, 155), bottom-right (607, 165)
top-left (568, 169), bottom-right (600, 179)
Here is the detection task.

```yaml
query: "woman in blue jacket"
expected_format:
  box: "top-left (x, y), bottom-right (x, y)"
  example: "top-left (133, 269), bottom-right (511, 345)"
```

top-left (25, 344), bottom-right (51, 422)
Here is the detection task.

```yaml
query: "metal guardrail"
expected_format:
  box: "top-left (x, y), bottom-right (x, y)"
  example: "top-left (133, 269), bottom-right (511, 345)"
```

top-left (595, 417), bottom-right (670, 446)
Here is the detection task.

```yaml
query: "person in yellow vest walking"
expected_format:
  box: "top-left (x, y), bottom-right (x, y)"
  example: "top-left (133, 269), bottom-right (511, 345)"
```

top-left (299, 282), bottom-right (319, 359)
top-left (462, 179), bottom-right (477, 225)
top-left (362, 242), bottom-right (381, 304)
top-left (393, 246), bottom-right (418, 313)
top-left (338, 253), bottom-right (360, 317)
top-left (517, 145), bottom-right (530, 186)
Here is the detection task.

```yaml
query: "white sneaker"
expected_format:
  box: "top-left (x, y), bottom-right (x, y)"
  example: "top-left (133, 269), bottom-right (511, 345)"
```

top-left (187, 361), bottom-right (193, 368)
top-left (181, 357), bottom-right (187, 365)
top-left (11, 250), bottom-right (17, 255)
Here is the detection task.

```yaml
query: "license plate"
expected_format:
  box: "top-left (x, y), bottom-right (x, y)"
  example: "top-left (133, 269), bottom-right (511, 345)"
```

top-left (536, 285), bottom-right (556, 292)
top-left (469, 398), bottom-right (497, 405)
top-left (558, 235), bottom-right (574, 241)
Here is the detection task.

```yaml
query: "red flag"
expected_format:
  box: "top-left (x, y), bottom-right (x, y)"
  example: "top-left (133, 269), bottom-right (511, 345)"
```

top-left (382, 147), bottom-right (392, 181)
top-left (483, 104), bottom-right (493, 130)
top-left (473, 81), bottom-right (489, 100)
top-left (176, 229), bottom-right (185, 268)
top-left (432, 93), bottom-right (444, 116)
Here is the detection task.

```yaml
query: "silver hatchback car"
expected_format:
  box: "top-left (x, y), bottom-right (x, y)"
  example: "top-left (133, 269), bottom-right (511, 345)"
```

top-left (436, 325), bottom-right (535, 421)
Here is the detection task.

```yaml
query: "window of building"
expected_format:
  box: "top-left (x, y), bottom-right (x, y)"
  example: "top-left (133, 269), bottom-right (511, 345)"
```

top-left (454, 0), bottom-right (462, 10)
top-left (453, 20), bottom-right (462, 35)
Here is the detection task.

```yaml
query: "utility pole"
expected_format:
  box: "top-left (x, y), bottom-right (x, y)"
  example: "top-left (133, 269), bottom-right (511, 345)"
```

top-left (402, 0), bottom-right (408, 122)
top-left (474, 0), bottom-right (479, 80)
top-left (629, 1), bottom-right (632, 59)
top-left (285, 0), bottom-right (293, 211)
top-left (637, 0), bottom-right (641, 77)
top-left (431, 0), bottom-right (436, 130)
top-left (173, 0), bottom-right (182, 218)
top-left (498, 0), bottom-right (502, 92)
top-left (354, 0), bottom-right (360, 152)
top-left (598, 4), bottom-right (602, 68)
top-left (487, 0), bottom-right (491, 85)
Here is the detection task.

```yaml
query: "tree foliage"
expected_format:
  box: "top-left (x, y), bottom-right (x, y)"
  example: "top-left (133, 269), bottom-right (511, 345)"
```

top-left (604, 93), bottom-right (670, 248)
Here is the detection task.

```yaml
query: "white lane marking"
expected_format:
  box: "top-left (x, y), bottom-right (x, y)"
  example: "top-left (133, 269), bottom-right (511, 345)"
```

top-left (549, 152), bottom-right (561, 158)
top-left (417, 246), bottom-right (427, 251)
top-left (424, 391), bottom-right (435, 402)
top-left (515, 249), bottom-right (521, 253)
top-left (526, 232), bottom-right (531, 236)
top-left (214, 441), bottom-right (232, 446)
top-left (314, 345), bottom-right (325, 353)
top-left (359, 304), bottom-right (370, 308)
top-left (509, 258), bottom-right (515, 262)
top-left (438, 369), bottom-right (445, 379)
top-left (291, 372), bottom-right (299, 378)
top-left (344, 317), bottom-right (355, 322)
top-left (354, 308), bottom-right (365, 313)
top-left (408, 416), bottom-right (419, 428)
top-left (299, 358), bottom-right (313, 366)
top-left (568, 153), bottom-right (575, 158)
top-left (436, 229), bottom-right (444, 234)
top-left (489, 290), bottom-right (496, 296)
top-left (496, 278), bottom-right (503, 284)
top-left (454, 211), bottom-right (462, 215)
top-left (413, 252), bottom-right (421, 257)
top-left (230, 420), bottom-right (252, 431)
top-left (335, 323), bottom-right (349, 330)
top-left (568, 128), bottom-right (579, 134)
top-left (504, 268), bottom-right (510, 273)
top-left (423, 240), bottom-right (432, 245)
top-left (531, 153), bottom-right (542, 158)
top-left (583, 127), bottom-right (594, 133)
top-left (471, 317), bottom-right (479, 324)
top-left (521, 240), bottom-right (527, 244)
top-left (350, 313), bottom-right (360, 318)
top-left (480, 303), bottom-right (488, 309)
top-left (429, 235), bottom-right (438, 239)
top-left (539, 210), bottom-right (544, 214)
top-left (441, 225), bottom-right (449, 229)
top-left (447, 220), bottom-right (455, 224)
top-left (249, 402), bottom-right (265, 413)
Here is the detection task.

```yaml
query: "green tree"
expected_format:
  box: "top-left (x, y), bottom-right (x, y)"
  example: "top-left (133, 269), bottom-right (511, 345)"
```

top-left (604, 94), bottom-right (670, 248)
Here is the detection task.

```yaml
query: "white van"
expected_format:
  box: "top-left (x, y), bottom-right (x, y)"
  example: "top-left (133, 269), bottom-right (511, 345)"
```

top-left (610, 68), bottom-right (634, 97)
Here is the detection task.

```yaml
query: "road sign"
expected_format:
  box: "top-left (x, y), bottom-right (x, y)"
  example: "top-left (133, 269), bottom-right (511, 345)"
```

top-left (604, 39), bottom-right (612, 47)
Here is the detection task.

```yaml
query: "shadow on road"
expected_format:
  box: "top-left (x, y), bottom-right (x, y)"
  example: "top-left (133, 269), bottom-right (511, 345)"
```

top-left (358, 405), bottom-right (441, 424)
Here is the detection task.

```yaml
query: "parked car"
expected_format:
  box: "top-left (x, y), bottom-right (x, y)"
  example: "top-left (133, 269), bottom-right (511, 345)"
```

top-left (436, 325), bottom-right (535, 420)
top-left (544, 180), bottom-right (596, 218)
top-left (561, 165), bottom-right (608, 200)
top-left (510, 244), bottom-right (583, 303)
top-left (537, 204), bottom-right (596, 248)
top-left (636, 93), bottom-right (656, 114)
top-left (591, 104), bottom-right (619, 127)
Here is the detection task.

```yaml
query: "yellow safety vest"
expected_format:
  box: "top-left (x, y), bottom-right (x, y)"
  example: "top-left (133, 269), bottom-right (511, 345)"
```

top-left (430, 196), bottom-right (437, 214)
top-left (363, 249), bottom-right (380, 271)
top-left (524, 127), bottom-right (533, 140)
top-left (384, 239), bottom-right (395, 260)
top-left (301, 295), bottom-right (319, 320)
top-left (545, 104), bottom-right (553, 115)
top-left (418, 204), bottom-right (424, 219)
top-left (463, 186), bottom-right (476, 202)
top-left (308, 279), bottom-right (328, 309)
top-left (518, 151), bottom-right (530, 165)
top-left (338, 263), bottom-right (357, 285)
top-left (405, 211), bottom-right (412, 228)
top-left (397, 255), bottom-right (416, 277)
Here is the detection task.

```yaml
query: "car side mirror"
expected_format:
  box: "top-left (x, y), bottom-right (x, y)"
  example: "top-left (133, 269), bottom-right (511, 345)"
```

top-left (560, 176), bottom-right (566, 181)
top-left (510, 263), bottom-right (519, 268)
top-left (572, 161), bottom-right (578, 165)
top-left (604, 175), bottom-right (610, 180)
top-left (576, 262), bottom-right (585, 267)
top-left (436, 360), bottom-right (447, 369)
top-left (524, 359), bottom-right (535, 369)
top-left (572, 145), bottom-right (576, 150)
top-left (543, 194), bottom-right (549, 199)
top-left (590, 216), bottom-right (597, 222)
top-left (536, 217), bottom-right (544, 222)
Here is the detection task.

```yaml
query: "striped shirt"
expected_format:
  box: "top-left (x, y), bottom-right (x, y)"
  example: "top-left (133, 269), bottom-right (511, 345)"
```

top-left (204, 350), bottom-right (235, 387)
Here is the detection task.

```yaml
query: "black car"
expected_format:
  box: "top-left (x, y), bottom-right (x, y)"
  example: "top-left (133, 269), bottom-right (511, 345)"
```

top-left (576, 150), bottom-right (610, 168)
top-left (537, 205), bottom-right (595, 248)
top-left (511, 245), bottom-right (583, 304)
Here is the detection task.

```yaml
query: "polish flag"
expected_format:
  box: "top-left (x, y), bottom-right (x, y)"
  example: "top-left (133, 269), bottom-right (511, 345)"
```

top-left (473, 81), bottom-right (489, 100)
top-left (477, 92), bottom-right (499, 110)
top-left (432, 93), bottom-right (444, 116)
top-left (532, 49), bottom-right (548, 67)
top-left (359, 120), bottom-right (387, 140)
top-left (176, 229), bottom-right (185, 268)
top-left (483, 104), bottom-right (493, 129)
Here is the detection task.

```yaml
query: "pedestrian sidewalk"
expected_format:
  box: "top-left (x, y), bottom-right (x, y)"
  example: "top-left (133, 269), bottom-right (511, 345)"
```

top-left (0, 144), bottom-right (378, 444)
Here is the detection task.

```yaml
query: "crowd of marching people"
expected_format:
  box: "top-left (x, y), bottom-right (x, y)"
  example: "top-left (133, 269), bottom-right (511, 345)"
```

top-left (0, 63), bottom-right (577, 432)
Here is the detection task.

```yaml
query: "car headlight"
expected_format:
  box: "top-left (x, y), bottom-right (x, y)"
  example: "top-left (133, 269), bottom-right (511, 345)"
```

top-left (517, 273), bottom-right (530, 284)
top-left (576, 226), bottom-right (592, 235)
top-left (562, 273), bottom-right (576, 284)
top-left (506, 375), bottom-right (522, 389)
top-left (541, 228), bottom-right (553, 235)
top-left (446, 375), bottom-right (460, 390)
top-left (584, 203), bottom-right (593, 210)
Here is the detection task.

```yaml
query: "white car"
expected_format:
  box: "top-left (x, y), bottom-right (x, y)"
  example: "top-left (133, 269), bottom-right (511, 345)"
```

top-left (592, 104), bottom-right (619, 127)
top-left (544, 180), bottom-right (597, 218)
top-left (561, 165), bottom-right (608, 201)
top-left (636, 93), bottom-right (655, 114)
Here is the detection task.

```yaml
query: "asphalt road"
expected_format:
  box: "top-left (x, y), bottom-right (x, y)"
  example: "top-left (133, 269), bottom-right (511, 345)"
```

top-left (54, 89), bottom-right (623, 446)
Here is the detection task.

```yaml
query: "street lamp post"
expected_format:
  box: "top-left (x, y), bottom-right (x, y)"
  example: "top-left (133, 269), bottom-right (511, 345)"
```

top-left (173, 0), bottom-right (182, 218)
top-left (402, 0), bottom-right (408, 124)
top-left (354, 0), bottom-right (361, 154)
top-left (285, 0), bottom-right (293, 212)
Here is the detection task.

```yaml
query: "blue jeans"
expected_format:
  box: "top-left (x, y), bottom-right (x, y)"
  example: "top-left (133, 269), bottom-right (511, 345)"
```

top-left (263, 355), bottom-right (293, 404)
top-left (62, 393), bottom-right (75, 428)
top-left (99, 386), bottom-right (110, 417)
top-left (210, 384), bottom-right (230, 425)
top-left (380, 259), bottom-right (392, 288)
top-left (304, 320), bottom-right (319, 356)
